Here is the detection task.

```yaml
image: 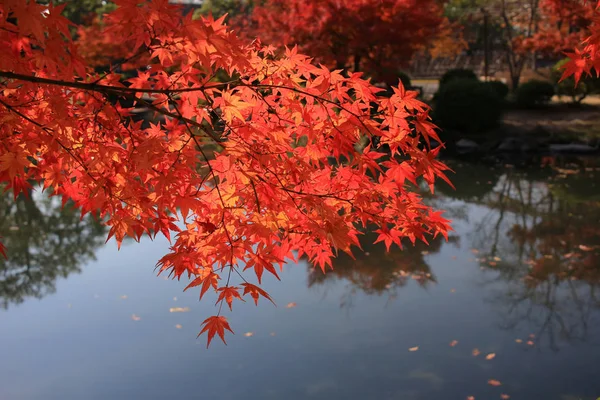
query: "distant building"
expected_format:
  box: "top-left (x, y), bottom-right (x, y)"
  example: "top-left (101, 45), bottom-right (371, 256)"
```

top-left (169, 0), bottom-right (204, 14)
top-left (169, 0), bottom-right (204, 4)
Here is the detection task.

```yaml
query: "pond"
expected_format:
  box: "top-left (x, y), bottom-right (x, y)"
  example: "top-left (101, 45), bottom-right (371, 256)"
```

top-left (1, 157), bottom-right (600, 400)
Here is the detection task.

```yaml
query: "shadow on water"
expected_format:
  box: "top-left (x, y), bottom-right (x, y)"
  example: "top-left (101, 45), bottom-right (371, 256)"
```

top-left (0, 189), bottom-right (106, 309)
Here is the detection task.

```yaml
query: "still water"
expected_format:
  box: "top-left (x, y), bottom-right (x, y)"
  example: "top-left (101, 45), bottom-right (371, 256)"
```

top-left (1, 158), bottom-right (600, 400)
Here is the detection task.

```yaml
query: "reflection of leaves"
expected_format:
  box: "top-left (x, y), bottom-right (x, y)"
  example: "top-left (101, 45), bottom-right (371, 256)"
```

top-left (308, 230), bottom-right (457, 299)
top-left (0, 188), bottom-right (106, 309)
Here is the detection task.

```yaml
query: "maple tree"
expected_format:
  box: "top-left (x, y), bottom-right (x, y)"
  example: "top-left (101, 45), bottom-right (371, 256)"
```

top-left (0, 0), bottom-right (454, 347)
top-left (521, 0), bottom-right (596, 59)
top-left (247, 0), bottom-right (446, 85)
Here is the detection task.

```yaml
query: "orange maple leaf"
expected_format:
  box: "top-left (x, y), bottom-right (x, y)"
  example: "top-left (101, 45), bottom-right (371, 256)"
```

top-left (199, 316), bottom-right (234, 348)
top-left (216, 286), bottom-right (245, 310)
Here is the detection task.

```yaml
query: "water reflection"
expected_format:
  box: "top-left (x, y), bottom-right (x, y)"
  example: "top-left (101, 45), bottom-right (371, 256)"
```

top-left (457, 159), bottom-right (600, 350)
top-left (308, 229), bottom-right (460, 306)
top-left (0, 190), bottom-right (106, 309)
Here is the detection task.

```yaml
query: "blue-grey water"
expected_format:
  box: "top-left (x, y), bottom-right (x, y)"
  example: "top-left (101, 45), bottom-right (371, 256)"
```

top-left (1, 158), bottom-right (600, 400)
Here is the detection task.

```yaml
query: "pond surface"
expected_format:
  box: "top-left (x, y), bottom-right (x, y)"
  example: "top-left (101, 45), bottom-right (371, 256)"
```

top-left (1, 157), bottom-right (600, 400)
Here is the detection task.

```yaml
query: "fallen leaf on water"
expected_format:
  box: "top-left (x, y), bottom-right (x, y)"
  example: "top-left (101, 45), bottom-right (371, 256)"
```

top-left (527, 341), bottom-right (535, 346)
top-left (244, 332), bottom-right (254, 337)
top-left (467, 397), bottom-right (475, 400)
top-left (450, 340), bottom-right (459, 347)
top-left (500, 394), bottom-right (510, 399)
top-left (493, 256), bottom-right (502, 261)
top-left (579, 245), bottom-right (593, 252)
top-left (120, 295), bottom-right (128, 300)
top-left (488, 379), bottom-right (502, 386)
top-left (175, 324), bottom-right (182, 329)
top-left (515, 339), bottom-right (523, 343)
top-left (169, 307), bottom-right (190, 313)
top-left (472, 348), bottom-right (481, 356)
top-left (409, 346), bottom-right (419, 352)
top-left (488, 261), bottom-right (497, 266)
top-left (131, 314), bottom-right (141, 321)
top-left (486, 353), bottom-right (496, 360)
top-left (286, 302), bottom-right (297, 308)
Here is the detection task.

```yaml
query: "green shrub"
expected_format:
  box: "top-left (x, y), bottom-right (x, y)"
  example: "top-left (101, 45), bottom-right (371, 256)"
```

top-left (483, 80), bottom-right (509, 99)
top-left (439, 68), bottom-right (478, 87)
top-left (515, 80), bottom-right (555, 108)
top-left (434, 79), bottom-right (503, 133)
top-left (552, 58), bottom-right (600, 103)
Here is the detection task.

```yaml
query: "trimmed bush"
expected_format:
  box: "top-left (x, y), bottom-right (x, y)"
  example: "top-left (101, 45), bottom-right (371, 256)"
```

top-left (483, 80), bottom-right (509, 99)
top-left (439, 68), bottom-right (478, 87)
top-left (552, 58), bottom-right (600, 104)
top-left (515, 80), bottom-right (555, 108)
top-left (434, 79), bottom-right (503, 133)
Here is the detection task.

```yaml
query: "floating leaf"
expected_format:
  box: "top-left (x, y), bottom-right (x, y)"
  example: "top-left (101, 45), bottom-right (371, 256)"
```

top-left (169, 307), bottom-right (190, 313)
top-left (244, 332), bottom-right (254, 337)
top-left (286, 302), bottom-right (297, 308)
top-left (527, 341), bottom-right (535, 346)
top-left (579, 245), bottom-right (593, 251)
top-left (175, 324), bottom-right (182, 329)
top-left (486, 353), bottom-right (496, 360)
top-left (500, 394), bottom-right (510, 399)
top-left (472, 348), bottom-right (481, 356)
top-left (131, 314), bottom-right (141, 321)
top-left (515, 339), bottom-right (523, 343)
top-left (450, 340), bottom-right (459, 347)
top-left (488, 379), bottom-right (502, 386)
top-left (408, 346), bottom-right (419, 352)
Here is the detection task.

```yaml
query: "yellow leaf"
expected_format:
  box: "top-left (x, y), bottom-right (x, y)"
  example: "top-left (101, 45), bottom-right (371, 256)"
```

top-left (408, 346), bottom-right (419, 352)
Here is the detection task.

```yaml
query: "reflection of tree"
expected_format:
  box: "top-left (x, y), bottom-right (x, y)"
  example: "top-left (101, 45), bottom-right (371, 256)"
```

top-left (307, 230), bottom-right (459, 305)
top-left (435, 161), bottom-right (502, 202)
top-left (0, 190), bottom-right (106, 309)
top-left (470, 159), bottom-right (600, 350)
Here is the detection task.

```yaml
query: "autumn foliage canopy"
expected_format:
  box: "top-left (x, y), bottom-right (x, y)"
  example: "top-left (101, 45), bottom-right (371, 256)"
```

top-left (0, 0), bottom-right (456, 346)
top-left (247, 0), bottom-right (445, 85)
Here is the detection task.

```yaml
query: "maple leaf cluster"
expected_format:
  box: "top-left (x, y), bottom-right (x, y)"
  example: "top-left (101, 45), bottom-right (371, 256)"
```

top-left (0, 0), bottom-right (452, 346)
top-left (558, 0), bottom-right (600, 83)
